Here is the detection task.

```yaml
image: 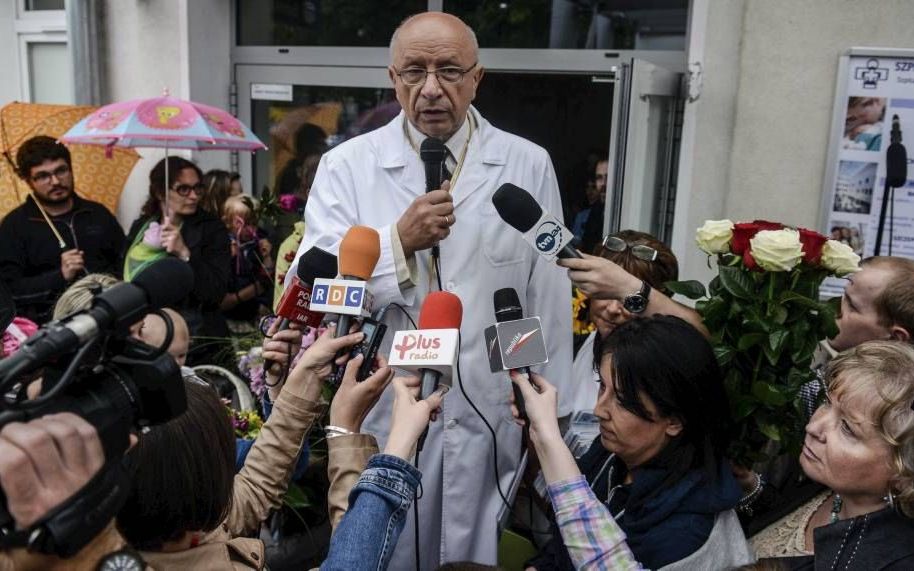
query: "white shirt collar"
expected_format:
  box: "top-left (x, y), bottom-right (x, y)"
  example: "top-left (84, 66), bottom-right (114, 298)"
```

top-left (405, 114), bottom-right (471, 166)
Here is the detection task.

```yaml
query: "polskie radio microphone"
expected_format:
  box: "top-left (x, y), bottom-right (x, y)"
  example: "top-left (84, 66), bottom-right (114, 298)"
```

top-left (485, 288), bottom-right (549, 422)
top-left (388, 291), bottom-right (462, 451)
top-left (275, 247), bottom-right (338, 330)
top-left (0, 257), bottom-right (193, 382)
top-left (322, 226), bottom-right (380, 339)
top-left (265, 247), bottom-right (338, 373)
top-left (420, 137), bottom-right (449, 259)
top-left (492, 183), bottom-right (582, 261)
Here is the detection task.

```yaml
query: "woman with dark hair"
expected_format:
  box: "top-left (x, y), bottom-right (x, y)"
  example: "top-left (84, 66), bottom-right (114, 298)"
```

top-left (117, 325), bottom-right (394, 568)
top-left (123, 156), bottom-right (231, 352)
top-left (522, 316), bottom-right (752, 570)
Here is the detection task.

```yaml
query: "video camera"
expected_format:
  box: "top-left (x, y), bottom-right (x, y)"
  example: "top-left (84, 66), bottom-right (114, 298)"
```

top-left (0, 258), bottom-right (192, 557)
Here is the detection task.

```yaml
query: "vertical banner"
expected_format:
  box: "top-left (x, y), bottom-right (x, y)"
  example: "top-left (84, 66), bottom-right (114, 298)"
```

top-left (821, 49), bottom-right (914, 297)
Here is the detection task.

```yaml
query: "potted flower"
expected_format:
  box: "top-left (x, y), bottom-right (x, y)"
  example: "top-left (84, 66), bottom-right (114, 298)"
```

top-left (668, 220), bottom-right (860, 464)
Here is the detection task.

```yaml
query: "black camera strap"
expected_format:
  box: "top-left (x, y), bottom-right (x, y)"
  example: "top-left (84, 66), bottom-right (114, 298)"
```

top-left (0, 460), bottom-right (130, 557)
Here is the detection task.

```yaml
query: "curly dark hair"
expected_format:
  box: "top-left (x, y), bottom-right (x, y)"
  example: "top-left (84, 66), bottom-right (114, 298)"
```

top-left (15, 135), bottom-right (71, 179)
top-left (140, 156), bottom-right (203, 218)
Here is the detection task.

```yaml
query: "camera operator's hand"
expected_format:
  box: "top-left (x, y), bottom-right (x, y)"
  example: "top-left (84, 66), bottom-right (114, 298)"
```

top-left (284, 324), bottom-right (364, 402)
top-left (0, 414), bottom-right (104, 528)
top-left (383, 376), bottom-right (445, 460)
top-left (329, 354), bottom-right (394, 433)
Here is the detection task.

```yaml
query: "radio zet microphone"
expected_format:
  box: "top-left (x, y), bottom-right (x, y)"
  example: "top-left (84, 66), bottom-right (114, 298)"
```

top-left (328, 226), bottom-right (380, 338)
top-left (492, 183), bottom-right (582, 261)
top-left (485, 288), bottom-right (549, 421)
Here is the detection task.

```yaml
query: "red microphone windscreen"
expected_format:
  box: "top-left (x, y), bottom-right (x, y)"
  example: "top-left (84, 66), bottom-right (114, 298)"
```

top-left (339, 226), bottom-right (381, 279)
top-left (418, 291), bottom-right (463, 330)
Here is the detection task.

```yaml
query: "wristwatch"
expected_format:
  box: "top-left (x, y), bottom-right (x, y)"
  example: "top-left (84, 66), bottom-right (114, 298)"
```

top-left (96, 548), bottom-right (145, 571)
top-left (622, 281), bottom-right (652, 314)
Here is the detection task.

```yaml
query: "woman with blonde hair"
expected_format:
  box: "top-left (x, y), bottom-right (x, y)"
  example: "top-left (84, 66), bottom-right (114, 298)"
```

top-left (751, 340), bottom-right (914, 568)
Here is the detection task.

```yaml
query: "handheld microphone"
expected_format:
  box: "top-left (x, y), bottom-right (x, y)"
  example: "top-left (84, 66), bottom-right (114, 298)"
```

top-left (388, 291), bottom-right (462, 452)
top-left (266, 247), bottom-right (338, 372)
top-left (421, 138), bottom-right (449, 259)
top-left (0, 258), bottom-right (194, 382)
top-left (887, 114), bottom-right (908, 188)
top-left (275, 247), bottom-right (338, 330)
top-left (485, 288), bottom-right (549, 421)
top-left (334, 226), bottom-right (380, 338)
top-left (493, 183), bottom-right (582, 261)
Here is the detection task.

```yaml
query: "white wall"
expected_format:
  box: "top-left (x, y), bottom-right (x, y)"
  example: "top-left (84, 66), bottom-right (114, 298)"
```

top-left (0, 2), bottom-right (22, 105)
top-left (102, 0), bottom-right (232, 230)
top-left (675, 0), bottom-right (914, 282)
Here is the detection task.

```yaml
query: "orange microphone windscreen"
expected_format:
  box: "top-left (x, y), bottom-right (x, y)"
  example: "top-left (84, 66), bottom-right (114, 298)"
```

top-left (418, 291), bottom-right (463, 330)
top-left (338, 226), bottom-right (381, 279)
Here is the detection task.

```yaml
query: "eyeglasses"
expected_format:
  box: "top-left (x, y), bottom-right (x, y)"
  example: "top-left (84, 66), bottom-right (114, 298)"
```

top-left (30, 164), bottom-right (71, 185)
top-left (171, 183), bottom-right (206, 197)
top-left (394, 62), bottom-right (478, 86)
top-left (601, 236), bottom-right (659, 262)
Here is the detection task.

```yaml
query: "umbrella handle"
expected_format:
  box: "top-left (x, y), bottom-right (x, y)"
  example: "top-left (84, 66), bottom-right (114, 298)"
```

top-left (27, 190), bottom-right (67, 249)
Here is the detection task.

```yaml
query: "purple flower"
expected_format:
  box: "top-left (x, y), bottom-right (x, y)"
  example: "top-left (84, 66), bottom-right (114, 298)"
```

top-left (278, 194), bottom-right (299, 212)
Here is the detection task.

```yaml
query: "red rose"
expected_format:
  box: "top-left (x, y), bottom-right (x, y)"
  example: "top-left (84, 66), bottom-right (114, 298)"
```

top-left (753, 220), bottom-right (785, 231)
top-left (798, 228), bottom-right (828, 265)
top-left (743, 249), bottom-right (759, 270)
top-left (731, 222), bottom-right (761, 255)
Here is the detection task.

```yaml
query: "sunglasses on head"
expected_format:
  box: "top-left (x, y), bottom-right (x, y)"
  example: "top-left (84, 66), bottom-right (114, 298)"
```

top-left (601, 236), bottom-right (659, 262)
top-left (171, 183), bottom-right (206, 197)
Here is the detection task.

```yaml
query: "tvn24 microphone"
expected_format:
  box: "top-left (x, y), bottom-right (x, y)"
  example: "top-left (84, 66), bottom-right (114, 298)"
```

top-left (0, 257), bottom-right (193, 381)
top-left (492, 183), bottom-right (582, 261)
top-left (333, 226), bottom-right (381, 338)
top-left (485, 288), bottom-right (549, 422)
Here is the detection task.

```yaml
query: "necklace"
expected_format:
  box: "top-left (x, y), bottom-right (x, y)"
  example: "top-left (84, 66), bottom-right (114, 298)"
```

top-left (830, 493), bottom-right (843, 524)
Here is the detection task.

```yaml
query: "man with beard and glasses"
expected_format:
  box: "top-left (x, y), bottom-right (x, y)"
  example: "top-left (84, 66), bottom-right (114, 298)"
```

top-left (0, 136), bottom-right (125, 324)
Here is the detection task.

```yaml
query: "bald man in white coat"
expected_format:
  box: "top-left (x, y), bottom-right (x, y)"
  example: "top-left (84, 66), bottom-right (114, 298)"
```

top-left (293, 12), bottom-right (572, 568)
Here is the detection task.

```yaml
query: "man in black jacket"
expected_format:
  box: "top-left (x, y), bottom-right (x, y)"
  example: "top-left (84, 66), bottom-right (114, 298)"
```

top-left (0, 136), bottom-right (125, 324)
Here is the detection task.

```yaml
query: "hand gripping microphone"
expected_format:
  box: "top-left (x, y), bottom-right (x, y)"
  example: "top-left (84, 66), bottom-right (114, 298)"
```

top-left (0, 257), bottom-right (194, 382)
top-left (421, 138), bottom-right (449, 259)
top-left (333, 226), bottom-right (381, 338)
top-left (388, 291), bottom-right (462, 452)
top-left (493, 183), bottom-right (582, 261)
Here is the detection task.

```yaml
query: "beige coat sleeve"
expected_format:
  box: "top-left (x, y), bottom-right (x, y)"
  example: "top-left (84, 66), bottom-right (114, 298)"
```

top-left (326, 433), bottom-right (379, 531)
top-left (225, 392), bottom-right (326, 536)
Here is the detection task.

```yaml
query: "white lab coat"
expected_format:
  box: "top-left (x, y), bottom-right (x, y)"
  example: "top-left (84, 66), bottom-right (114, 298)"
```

top-left (295, 107), bottom-right (572, 568)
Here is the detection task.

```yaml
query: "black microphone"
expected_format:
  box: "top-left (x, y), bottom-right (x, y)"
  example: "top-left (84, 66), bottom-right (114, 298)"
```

top-left (493, 183), bottom-right (582, 260)
top-left (421, 138), bottom-right (448, 259)
top-left (887, 115), bottom-right (908, 188)
top-left (0, 258), bottom-right (194, 381)
top-left (494, 288), bottom-right (530, 421)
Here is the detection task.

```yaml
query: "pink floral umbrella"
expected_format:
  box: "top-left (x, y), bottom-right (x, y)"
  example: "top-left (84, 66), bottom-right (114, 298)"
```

top-left (60, 90), bottom-right (266, 213)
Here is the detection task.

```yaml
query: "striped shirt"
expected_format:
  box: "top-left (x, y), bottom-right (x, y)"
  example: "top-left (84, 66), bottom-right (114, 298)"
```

top-left (547, 475), bottom-right (643, 570)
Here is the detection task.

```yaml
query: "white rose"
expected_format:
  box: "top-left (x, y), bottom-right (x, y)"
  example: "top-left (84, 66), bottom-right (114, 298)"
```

top-left (821, 240), bottom-right (861, 276)
top-left (749, 229), bottom-right (803, 272)
top-left (695, 219), bottom-right (734, 255)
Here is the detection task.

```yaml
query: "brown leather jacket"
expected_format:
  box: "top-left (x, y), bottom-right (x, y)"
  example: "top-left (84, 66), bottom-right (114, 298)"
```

top-left (143, 389), bottom-right (326, 570)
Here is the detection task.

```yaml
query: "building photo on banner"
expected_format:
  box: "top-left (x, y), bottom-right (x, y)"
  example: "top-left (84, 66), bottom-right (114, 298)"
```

top-left (821, 48), bottom-right (914, 297)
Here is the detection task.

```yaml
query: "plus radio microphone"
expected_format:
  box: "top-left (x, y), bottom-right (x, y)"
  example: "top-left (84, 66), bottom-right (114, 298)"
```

top-left (493, 183), bottom-right (582, 261)
top-left (332, 226), bottom-right (380, 338)
top-left (421, 137), bottom-right (449, 259)
top-left (485, 288), bottom-right (549, 422)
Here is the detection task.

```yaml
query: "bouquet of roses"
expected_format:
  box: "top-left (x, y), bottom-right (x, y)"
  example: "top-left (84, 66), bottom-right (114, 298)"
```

top-left (668, 220), bottom-right (860, 464)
